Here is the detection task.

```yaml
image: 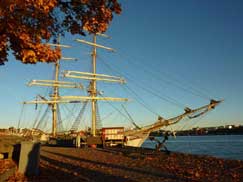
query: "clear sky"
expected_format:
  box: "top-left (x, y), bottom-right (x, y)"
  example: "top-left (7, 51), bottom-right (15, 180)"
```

top-left (1, 0), bottom-right (243, 131)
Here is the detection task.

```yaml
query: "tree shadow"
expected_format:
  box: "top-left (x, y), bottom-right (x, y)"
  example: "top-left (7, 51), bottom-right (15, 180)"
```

top-left (12, 143), bottom-right (21, 164)
top-left (12, 142), bottom-right (41, 176)
top-left (27, 163), bottom-right (90, 182)
top-left (38, 155), bottom-right (133, 182)
top-left (96, 147), bottom-right (165, 158)
top-left (97, 146), bottom-right (170, 157)
top-left (42, 149), bottom-right (187, 181)
top-left (25, 142), bottom-right (40, 176)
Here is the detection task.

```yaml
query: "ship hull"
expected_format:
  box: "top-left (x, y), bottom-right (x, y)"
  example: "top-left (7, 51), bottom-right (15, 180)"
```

top-left (125, 133), bottom-right (149, 147)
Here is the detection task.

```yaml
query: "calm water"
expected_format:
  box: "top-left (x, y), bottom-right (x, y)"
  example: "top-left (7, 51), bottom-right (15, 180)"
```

top-left (142, 135), bottom-right (243, 160)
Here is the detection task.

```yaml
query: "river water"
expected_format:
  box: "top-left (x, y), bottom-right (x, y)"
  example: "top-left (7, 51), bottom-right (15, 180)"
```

top-left (142, 135), bottom-right (243, 160)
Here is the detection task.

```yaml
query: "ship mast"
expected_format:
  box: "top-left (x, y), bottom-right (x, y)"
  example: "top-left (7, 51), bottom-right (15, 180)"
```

top-left (51, 57), bottom-right (60, 137)
top-left (24, 34), bottom-right (128, 137)
top-left (23, 43), bottom-right (82, 137)
top-left (91, 34), bottom-right (97, 136)
top-left (65, 33), bottom-right (128, 137)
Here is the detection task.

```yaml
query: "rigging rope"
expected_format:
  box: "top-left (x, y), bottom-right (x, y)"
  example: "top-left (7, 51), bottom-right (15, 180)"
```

top-left (98, 54), bottom-right (185, 110)
top-left (100, 95), bottom-right (132, 123)
top-left (17, 104), bottom-right (25, 129)
top-left (36, 105), bottom-right (50, 130)
top-left (117, 49), bottom-right (213, 100)
top-left (71, 101), bottom-right (88, 131)
top-left (60, 104), bottom-right (80, 131)
top-left (174, 108), bottom-right (213, 132)
top-left (61, 103), bottom-right (80, 123)
top-left (32, 103), bottom-right (44, 129)
top-left (100, 111), bottom-right (116, 122)
top-left (57, 104), bottom-right (64, 132)
top-left (121, 104), bottom-right (141, 129)
top-left (96, 103), bottom-right (102, 129)
top-left (123, 84), bottom-right (160, 116)
top-left (186, 109), bottom-right (214, 131)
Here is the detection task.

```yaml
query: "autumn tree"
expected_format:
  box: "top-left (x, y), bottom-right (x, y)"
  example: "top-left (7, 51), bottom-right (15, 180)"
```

top-left (0, 0), bottom-right (121, 65)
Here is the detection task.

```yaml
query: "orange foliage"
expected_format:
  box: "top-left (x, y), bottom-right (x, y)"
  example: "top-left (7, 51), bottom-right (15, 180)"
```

top-left (0, 0), bottom-right (121, 65)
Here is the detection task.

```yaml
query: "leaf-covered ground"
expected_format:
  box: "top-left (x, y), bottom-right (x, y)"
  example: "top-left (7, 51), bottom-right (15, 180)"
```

top-left (7, 146), bottom-right (243, 182)
top-left (0, 159), bottom-right (16, 174)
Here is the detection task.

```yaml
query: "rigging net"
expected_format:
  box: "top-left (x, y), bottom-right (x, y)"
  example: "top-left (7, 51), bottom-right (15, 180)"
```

top-left (70, 101), bottom-right (88, 131)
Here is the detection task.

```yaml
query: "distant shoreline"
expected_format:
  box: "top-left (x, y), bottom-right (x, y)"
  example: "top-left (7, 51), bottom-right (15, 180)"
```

top-left (150, 125), bottom-right (243, 136)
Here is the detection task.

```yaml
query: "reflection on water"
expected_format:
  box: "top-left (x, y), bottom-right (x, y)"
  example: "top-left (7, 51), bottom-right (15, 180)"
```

top-left (142, 135), bottom-right (243, 160)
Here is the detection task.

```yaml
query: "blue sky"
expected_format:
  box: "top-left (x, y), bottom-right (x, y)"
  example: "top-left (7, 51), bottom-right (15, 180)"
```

top-left (0, 0), bottom-right (243, 130)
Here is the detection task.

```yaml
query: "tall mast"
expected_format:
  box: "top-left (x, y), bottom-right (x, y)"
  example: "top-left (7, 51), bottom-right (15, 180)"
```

top-left (91, 34), bottom-right (97, 136)
top-left (63, 35), bottom-right (128, 137)
top-left (51, 36), bottom-right (61, 137)
top-left (24, 42), bottom-right (83, 137)
top-left (51, 58), bottom-right (60, 137)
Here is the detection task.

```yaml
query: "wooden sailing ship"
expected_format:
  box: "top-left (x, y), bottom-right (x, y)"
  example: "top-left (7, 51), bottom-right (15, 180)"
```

top-left (23, 33), bottom-right (222, 147)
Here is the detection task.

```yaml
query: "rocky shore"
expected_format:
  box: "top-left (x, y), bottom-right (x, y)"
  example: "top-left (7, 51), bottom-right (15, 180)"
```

top-left (6, 146), bottom-right (243, 182)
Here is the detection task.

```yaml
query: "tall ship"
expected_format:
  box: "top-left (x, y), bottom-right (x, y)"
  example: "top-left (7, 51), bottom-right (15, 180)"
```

top-left (21, 33), bottom-right (222, 147)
